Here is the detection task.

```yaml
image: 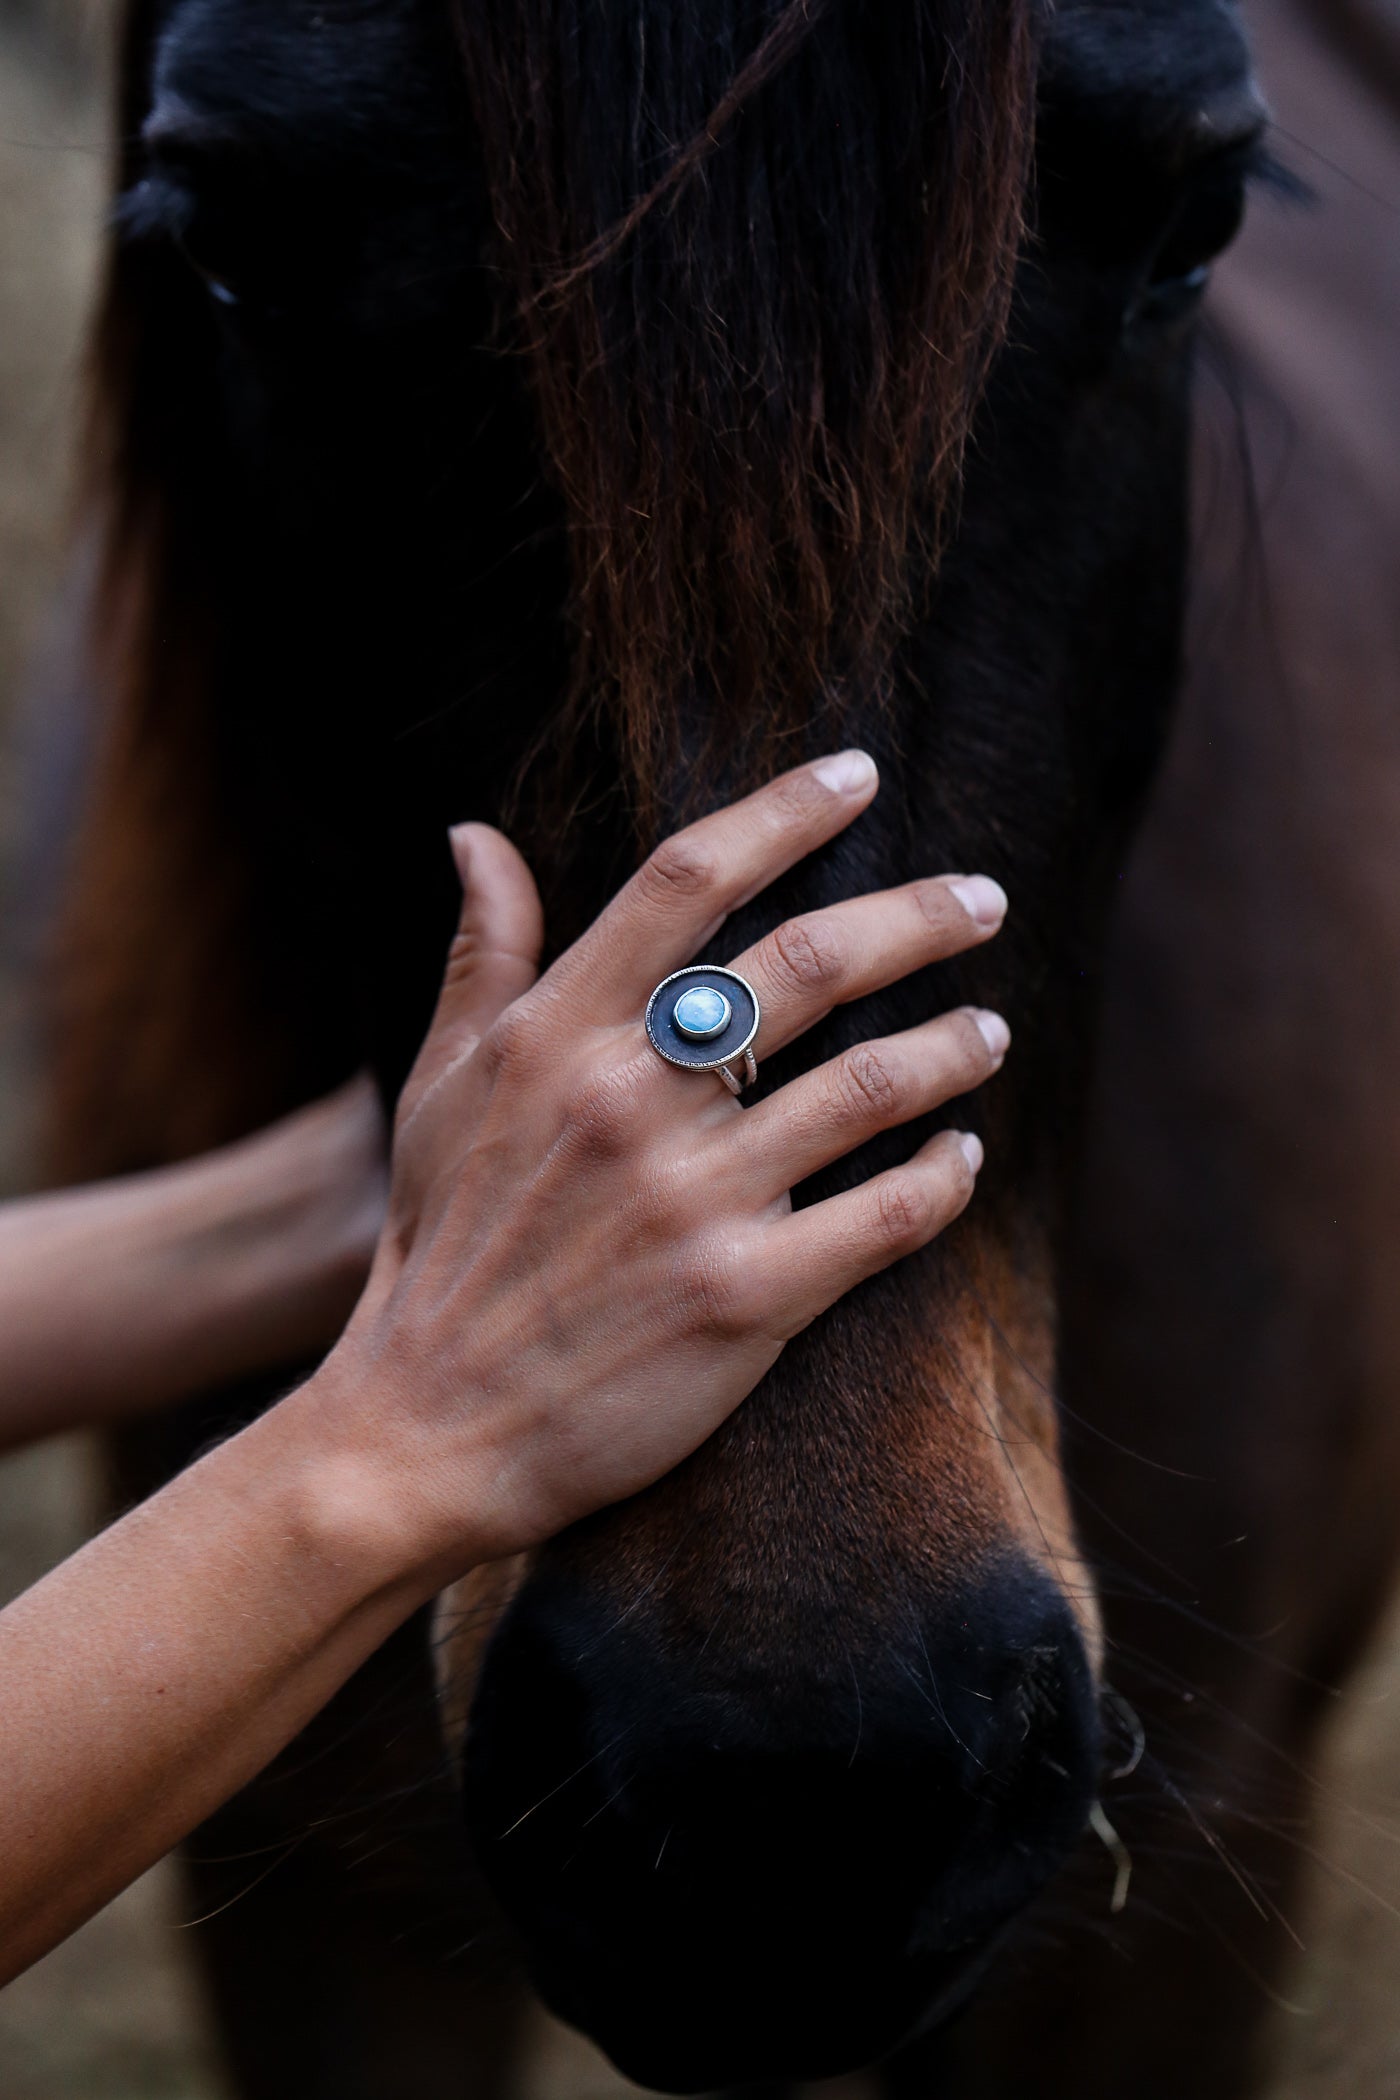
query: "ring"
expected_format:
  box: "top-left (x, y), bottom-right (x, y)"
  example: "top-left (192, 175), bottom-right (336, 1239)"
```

top-left (645, 966), bottom-right (761, 1098)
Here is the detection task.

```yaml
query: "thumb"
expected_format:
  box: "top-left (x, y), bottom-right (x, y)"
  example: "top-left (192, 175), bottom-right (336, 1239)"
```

top-left (422, 823), bottom-right (545, 1064)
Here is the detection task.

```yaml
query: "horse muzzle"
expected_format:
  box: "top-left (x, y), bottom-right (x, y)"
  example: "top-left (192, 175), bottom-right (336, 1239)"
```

top-left (462, 1552), bottom-right (1099, 2091)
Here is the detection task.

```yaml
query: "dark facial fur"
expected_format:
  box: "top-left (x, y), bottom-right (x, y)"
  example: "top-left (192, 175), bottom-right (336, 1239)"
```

top-left (64, 0), bottom-right (1265, 2083)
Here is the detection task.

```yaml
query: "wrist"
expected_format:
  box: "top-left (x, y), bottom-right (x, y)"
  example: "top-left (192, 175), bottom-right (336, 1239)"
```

top-left (271, 1336), bottom-right (498, 1611)
top-left (196, 1094), bottom-right (385, 1356)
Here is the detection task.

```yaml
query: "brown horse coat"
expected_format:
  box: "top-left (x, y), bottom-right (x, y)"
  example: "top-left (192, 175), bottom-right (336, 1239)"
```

top-left (936, 3), bottom-right (1400, 2090)
top-left (39, 0), bottom-right (1400, 2093)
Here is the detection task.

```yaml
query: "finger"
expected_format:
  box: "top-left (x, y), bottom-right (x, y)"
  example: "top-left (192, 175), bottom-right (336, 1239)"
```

top-left (547, 751), bottom-right (879, 1014)
top-left (760, 1129), bottom-right (983, 1331)
top-left (732, 1006), bottom-right (1007, 1197)
top-left (728, 873), bottom-right (1008, 1060)
top-left (419, 825), bottom-right (545, 1074)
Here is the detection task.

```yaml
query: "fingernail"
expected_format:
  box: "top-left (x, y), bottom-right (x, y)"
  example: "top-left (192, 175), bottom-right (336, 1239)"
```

top-left (948, 875), bottom-right (1008, 928)
top-left (811, 749), bottom-right (878, 795)
top-left (447, 824), bottom-right (472, 887)
top-left (958, 1132), bottom-right (985, 1174)
top-left (972, 1009), bottom-right (1011, 1060)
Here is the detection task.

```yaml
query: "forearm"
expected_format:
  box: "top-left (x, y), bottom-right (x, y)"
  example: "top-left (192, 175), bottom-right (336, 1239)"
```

top-left (0, 1087), bottom-right (382, 1447)
top-left (0, 1378), bottom-right (449, 1982)
top-left (0, 761), bottom-right (997, 1985)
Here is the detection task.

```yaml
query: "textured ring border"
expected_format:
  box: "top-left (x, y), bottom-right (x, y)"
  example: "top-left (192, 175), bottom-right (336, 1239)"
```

top-left (644, 966), bottom-right (762, 1073)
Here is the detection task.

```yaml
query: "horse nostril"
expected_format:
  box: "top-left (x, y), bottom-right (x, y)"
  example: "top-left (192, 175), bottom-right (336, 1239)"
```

top-left (464, 1559), bottom-right (1099, 2088)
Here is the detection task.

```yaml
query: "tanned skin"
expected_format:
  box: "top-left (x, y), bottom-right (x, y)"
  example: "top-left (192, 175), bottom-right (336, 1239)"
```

top-left (0, 756), bottom-right (1008, 1982)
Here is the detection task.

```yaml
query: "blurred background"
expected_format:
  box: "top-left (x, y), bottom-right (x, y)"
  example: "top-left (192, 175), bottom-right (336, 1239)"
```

top-left (0, 1), bottom-right (1398, 2095)
top-left (0, 14), bottom-right (236, 2097)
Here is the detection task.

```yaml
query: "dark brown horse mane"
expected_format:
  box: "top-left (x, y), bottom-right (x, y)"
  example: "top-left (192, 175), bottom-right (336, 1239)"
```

top-left (454, 0), bottom-right (1038, 815)
top-left (48, 0), bottom-right (1038, 1180)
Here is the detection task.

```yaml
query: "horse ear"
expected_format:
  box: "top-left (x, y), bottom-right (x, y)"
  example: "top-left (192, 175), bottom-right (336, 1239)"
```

top-left (43, 3), bottom-right (295, 1182)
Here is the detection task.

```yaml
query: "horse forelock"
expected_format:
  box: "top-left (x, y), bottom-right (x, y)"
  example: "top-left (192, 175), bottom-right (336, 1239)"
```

top-left (453, 0), bottom-right (1041, 828)
top-left (53, 0), bottom-right (1045, 1177)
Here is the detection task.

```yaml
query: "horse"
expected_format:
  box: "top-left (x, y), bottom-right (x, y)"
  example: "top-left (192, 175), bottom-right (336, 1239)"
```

top-left (40, 0), bottom-right (1400, 2094)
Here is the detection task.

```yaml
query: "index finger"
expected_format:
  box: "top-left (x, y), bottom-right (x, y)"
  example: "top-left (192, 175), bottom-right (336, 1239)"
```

top-left (548, 751), bottom-right (879, 1014)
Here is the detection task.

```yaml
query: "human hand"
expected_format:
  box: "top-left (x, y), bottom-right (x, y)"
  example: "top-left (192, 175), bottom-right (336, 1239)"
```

top-left (203, 1074), bottom-right (388, 1377)
top-left (0, 1075), bottom-right (386, 1449)
top-left (317, 754), bottom-right (1009, 1578)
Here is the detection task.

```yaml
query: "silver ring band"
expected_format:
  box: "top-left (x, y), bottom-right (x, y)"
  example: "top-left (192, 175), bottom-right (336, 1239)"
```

top-left (714, 1048), bottom-right (759, 1097)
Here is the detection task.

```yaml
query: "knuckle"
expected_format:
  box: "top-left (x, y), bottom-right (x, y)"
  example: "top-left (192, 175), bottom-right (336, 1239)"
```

top-left (440, 931), bottom-right (479, 996)
top-left (874, 1174), bottom-right (932, 1250)
top-left (628, 1148), bottom-right (692, 1232)
top-left (840, 1042), bottom-right (903, 1121)
top-left (480, 1002), bottom-right (542, 1080)
top-left (641, 832), bottom-right (722, 904)
top-left (768, 913), bottom-right (847, 996)
top-left (913, 877), bottom-right (959, 934)
top-left (767, 765), bottom-right (824, 825)
top-left (563, 1059), bottom-right (643, 1156)
top-left (674, 1237), bottom-right (751, 1338)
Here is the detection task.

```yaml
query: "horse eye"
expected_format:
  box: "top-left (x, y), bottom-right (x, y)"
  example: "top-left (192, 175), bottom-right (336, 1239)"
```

top-left (169, 194), bottom-right (263, 312)
top-left (130, 124), bottom-right (346, 322)
top-left (130, 145), bottom-right (285, 316)
top-left (1130, 165), bottom-right (1249, 327)
top-left (172, 228), bottom-right (244, 309)
top-left (1151, 175), bottom-right (1248, 286)
top-left (164, 175), bottom-right (344, 323)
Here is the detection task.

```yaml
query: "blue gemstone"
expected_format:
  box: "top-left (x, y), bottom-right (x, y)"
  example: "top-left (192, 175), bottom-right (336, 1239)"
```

top-left (674, 985), bottom-right (732, 1041)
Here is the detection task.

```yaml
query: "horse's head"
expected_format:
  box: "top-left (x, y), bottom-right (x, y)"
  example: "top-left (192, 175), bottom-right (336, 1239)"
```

top-left (90, 0), bottom-right (1265, 2083)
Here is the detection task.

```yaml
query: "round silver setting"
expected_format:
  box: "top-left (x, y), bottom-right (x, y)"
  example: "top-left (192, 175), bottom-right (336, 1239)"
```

top-left (644, 965), bottom-right (761, 1096)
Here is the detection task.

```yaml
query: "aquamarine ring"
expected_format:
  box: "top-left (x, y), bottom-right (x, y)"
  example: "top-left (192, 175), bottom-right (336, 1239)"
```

top-left (645, 966), bottom-right (761, 1097)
